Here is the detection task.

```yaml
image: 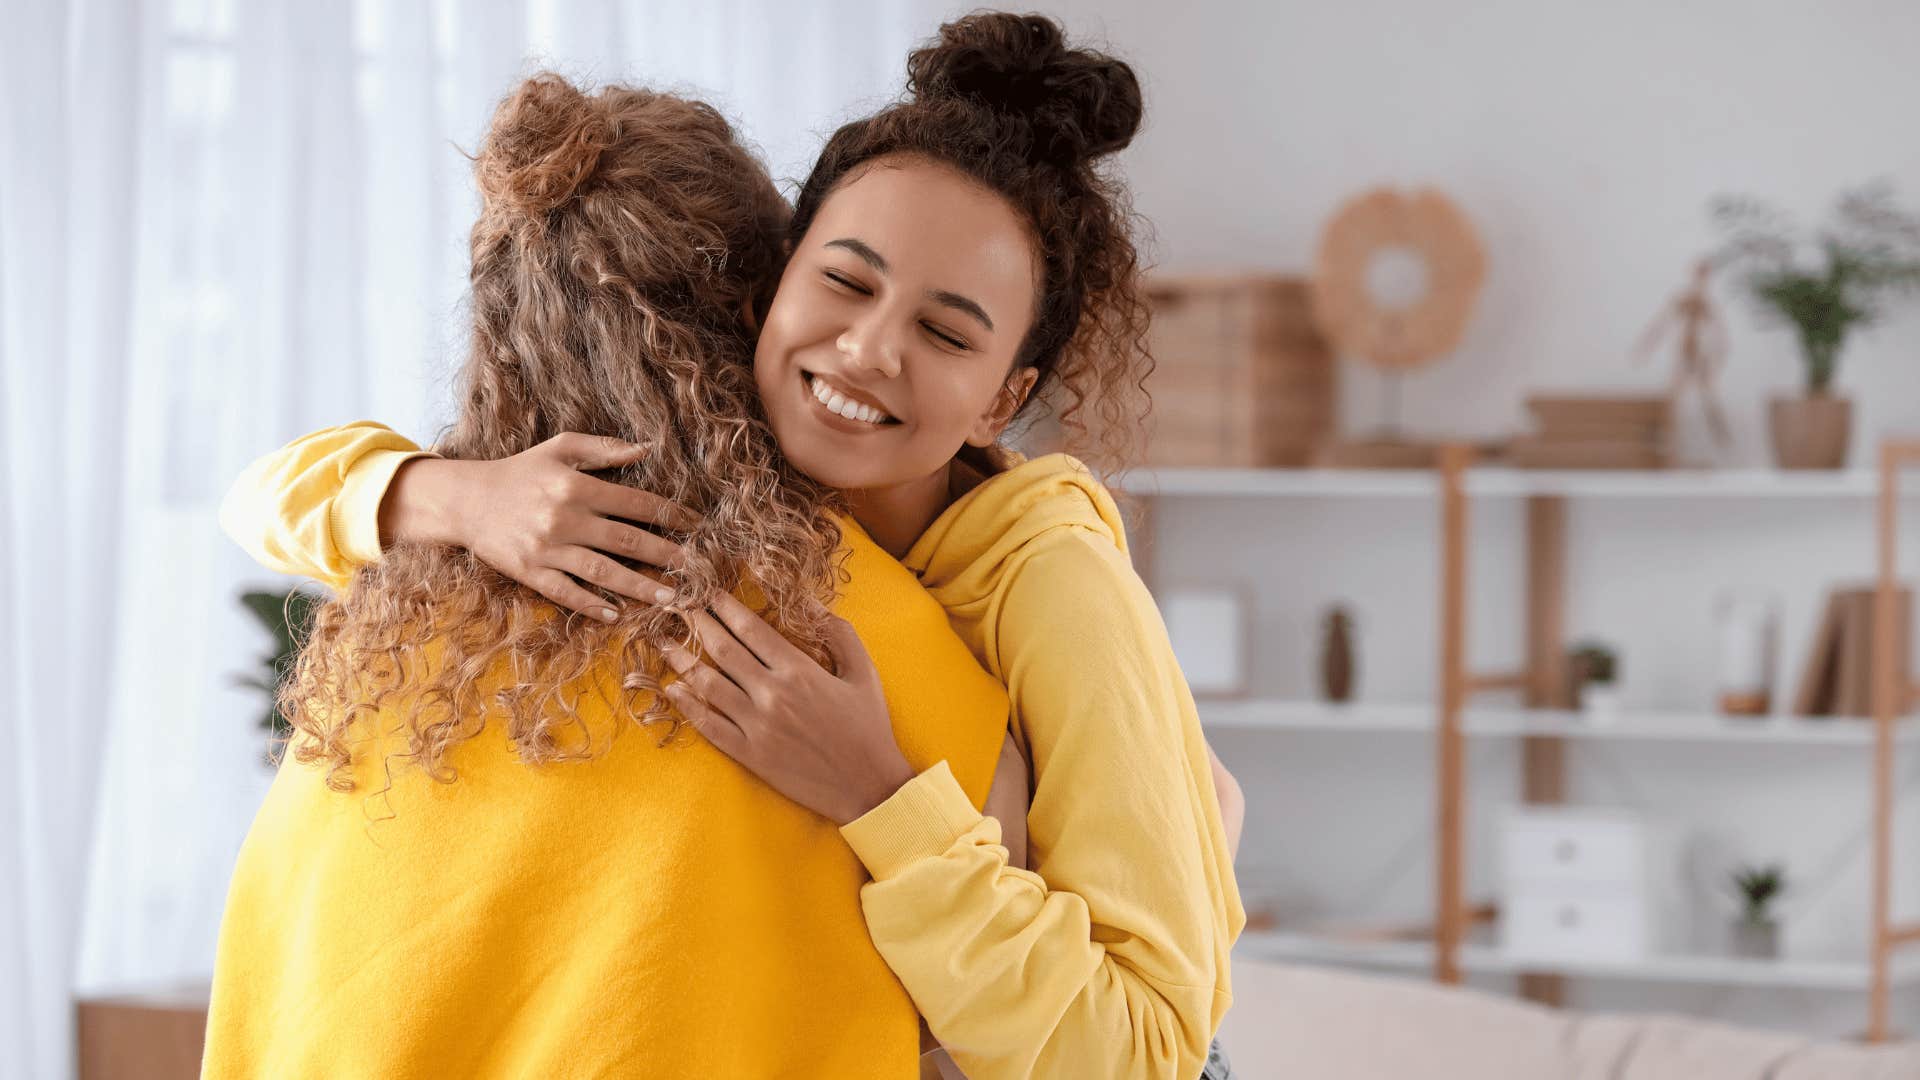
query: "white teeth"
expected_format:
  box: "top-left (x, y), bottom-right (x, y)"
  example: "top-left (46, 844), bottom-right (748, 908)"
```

top-left (807, 373), bottom-right (893, 425)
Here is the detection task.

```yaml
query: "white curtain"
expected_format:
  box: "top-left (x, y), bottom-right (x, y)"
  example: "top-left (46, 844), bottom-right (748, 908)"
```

top-left (2, 2), bottom-right (926, 1076)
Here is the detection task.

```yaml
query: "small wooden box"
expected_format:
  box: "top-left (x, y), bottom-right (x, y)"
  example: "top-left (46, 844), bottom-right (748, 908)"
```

top-left (1516, 395), bottom-right (1673, 469)
top-left (1133, 274), bottom-right (1337, 467)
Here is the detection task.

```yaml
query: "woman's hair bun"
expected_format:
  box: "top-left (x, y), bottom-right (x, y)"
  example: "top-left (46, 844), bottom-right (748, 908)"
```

top-left (475, 73), bottom-right (615, 218)
top-left (906, 12), bottom-right (1142, 167)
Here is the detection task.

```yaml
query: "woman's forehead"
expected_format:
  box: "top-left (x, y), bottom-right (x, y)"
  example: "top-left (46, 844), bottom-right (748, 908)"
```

top-left (808, 159), bottom-right (1039, 307)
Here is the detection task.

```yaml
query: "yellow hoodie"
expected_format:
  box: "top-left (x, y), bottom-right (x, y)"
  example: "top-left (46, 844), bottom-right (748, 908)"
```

top-left (203, 424), bottom-right (1012, 1078)
top-left (841, 452), bottom-right (1244, 1080)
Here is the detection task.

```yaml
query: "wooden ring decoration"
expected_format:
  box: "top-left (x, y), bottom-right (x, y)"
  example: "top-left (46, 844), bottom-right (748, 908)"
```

top-left (1310, 188), bottom-right (1487, 371)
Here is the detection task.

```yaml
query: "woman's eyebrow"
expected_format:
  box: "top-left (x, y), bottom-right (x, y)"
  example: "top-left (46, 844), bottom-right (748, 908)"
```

top-left (825, 237), bottom-right (889, 273)
top-left (824, 236), bottom-right (995, 332)
top-left (930, 289), bottom-right (994, 332)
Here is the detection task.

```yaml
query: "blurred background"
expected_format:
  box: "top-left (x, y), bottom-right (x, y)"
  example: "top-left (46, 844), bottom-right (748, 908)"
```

top-left (5, 1), bottom-right (1920, 1077)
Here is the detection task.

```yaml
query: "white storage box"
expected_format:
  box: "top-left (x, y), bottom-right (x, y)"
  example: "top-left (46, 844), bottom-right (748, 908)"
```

top-left (1499, 806), bottom-right (1670, 963)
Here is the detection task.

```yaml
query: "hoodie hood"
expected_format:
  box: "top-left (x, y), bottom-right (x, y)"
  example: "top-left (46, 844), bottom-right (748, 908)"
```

top-left (903, 453), bottom-right (1129, 624)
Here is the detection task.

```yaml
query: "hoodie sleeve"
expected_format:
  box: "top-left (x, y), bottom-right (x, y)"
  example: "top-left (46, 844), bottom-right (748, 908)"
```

top-left (840, 526), bottom-right (1243, 1080)
top-left (219, 421), bottom-right (434, 591)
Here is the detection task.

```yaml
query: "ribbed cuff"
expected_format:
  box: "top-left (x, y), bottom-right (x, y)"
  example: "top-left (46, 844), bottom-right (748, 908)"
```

top-left (840, 760), bottom-right (982, 881)
top-left (334, 448), bottom-right (436, 562)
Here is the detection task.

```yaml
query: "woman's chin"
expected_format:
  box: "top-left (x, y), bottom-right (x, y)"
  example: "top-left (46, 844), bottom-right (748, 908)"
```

top-left (786, 447), bottom-right (891, 492)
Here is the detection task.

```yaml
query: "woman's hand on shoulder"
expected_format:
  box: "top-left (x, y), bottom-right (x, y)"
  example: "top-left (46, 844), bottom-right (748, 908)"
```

top-left (383, 431), bottom-right (698, 620)
top-left (660, 592), bottom-right (917, 826)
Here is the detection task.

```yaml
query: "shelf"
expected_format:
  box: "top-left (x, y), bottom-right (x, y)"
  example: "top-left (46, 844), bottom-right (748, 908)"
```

top-left (1236, 929), bottom-right (1920, 991)
top-left (1199, 700), bottom-right (1920, 746)
top-left (1120, 467), bottom-right (1894, 500)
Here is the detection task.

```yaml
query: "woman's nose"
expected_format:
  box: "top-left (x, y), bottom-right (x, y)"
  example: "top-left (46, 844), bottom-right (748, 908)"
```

top-left (835, 318), bottom-right (903, 379)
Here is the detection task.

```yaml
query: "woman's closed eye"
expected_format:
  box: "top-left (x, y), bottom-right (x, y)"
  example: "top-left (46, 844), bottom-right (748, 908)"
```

top-left (922, 322), bottom-right (969, 351)
top-left (822, 269), bottom-right (871, 296)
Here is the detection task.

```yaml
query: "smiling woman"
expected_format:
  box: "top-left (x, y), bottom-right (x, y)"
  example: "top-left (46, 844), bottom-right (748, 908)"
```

top-left (754, 160), bottom-right (1043, 549)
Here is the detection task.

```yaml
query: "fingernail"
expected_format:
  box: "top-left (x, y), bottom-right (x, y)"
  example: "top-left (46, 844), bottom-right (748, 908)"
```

top-left (598, 607), bottom-right (618, 623)
top-left (653, 586), bottom-right (674, 603)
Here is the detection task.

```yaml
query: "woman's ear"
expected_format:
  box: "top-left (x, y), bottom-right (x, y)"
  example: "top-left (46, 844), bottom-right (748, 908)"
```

top-left (965, 367), bottom-right (1040, 448)
top-left (739, 296), bottom-right (761, 334)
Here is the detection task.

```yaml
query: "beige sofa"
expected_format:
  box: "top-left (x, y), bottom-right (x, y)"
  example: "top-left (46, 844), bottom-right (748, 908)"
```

top-left (1217, 961), bottom-right (1920, 1078)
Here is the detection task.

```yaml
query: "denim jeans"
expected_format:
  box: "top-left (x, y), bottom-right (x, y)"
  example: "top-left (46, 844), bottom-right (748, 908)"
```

top-left (1199, 1038), bottom-right (1234, 1079)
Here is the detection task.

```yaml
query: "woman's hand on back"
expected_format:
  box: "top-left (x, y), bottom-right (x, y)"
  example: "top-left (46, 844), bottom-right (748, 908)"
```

top-left (660, 592), bottom-right (918, 826)
top-left (381, 432), bottom-right (698, 621)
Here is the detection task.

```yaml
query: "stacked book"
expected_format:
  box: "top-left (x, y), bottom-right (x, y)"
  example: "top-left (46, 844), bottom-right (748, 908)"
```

top-left (1511, 395), bottom-right (1671, 469)
top-left (1792, 585), bottom-right (1912, 718)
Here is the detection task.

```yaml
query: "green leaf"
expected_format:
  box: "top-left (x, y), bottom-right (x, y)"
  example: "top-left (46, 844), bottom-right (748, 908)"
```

top-left (236, 587), bottom-right (325, 744)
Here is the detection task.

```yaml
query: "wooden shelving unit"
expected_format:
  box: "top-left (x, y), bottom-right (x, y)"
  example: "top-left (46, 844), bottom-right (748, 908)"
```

top-left (1134, 440), bottom-right (1920, 1042)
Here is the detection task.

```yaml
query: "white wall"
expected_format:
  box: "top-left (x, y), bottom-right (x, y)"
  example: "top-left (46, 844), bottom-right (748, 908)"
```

top-left (1050, 0), bottom-right (1920, 464)
top-left (935, 0), bottom-right (1920, 1043)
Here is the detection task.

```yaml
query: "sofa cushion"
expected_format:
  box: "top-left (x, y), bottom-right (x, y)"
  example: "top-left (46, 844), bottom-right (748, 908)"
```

top-left (1582, 1014), bottom-right (1812, 1079)
top-left (1222, 960), bottom-right (1920, 1079)
top-left (1773, 1042), bottom-right (1920, 1079)
top-left (1219, 960), bottom-right (1572, 1080)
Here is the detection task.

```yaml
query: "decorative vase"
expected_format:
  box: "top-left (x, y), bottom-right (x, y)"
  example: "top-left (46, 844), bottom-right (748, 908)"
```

top-left (1768, 394), bottom-right (1851, 470)
top-left (1731, 917), bottom-right (1780, 960)
top-left (1320, 606), bottom-right (1356, 703)
top-left (1715, 590), bottom-right (1778, 716)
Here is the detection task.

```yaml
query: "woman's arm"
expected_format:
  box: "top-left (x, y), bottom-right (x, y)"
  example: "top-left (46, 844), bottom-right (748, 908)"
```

top-left (218, 422), bottom-right (437, 590)
top-left (844, 531), bottom-right (1242, 1080)
top-left (220, 424), bottom-right (688, 612)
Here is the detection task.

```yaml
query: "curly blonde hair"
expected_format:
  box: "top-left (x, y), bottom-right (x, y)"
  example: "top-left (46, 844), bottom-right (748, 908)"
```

top-left (282, 74), bottom-right (844, 789)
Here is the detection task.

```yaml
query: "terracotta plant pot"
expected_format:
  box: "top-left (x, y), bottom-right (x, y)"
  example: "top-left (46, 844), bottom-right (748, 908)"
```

top-left (1768, 394), bottom-right (1852, 470)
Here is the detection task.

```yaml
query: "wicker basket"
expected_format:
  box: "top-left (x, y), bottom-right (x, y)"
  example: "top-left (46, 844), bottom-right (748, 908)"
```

top-left (1130, 274), bottom-right (1336, 467)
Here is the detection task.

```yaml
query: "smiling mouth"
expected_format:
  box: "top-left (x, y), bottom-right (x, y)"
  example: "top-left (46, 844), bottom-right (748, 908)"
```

top-left (804, 372), bottom-right (900, 426)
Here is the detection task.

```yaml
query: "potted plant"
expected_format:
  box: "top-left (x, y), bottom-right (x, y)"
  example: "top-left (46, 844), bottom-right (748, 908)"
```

top-left (1711, 183), bottom-right (1920, 469)
top-left (1728, 862), bottom-right (1787, 960)
top-left (234, 587), bottom-right (323, 763)
top-left (1567, 641), bottom-right (1621, 723)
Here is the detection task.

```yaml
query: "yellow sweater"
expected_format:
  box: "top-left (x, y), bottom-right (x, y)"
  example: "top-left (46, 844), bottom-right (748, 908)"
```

top-left (204, 427), bottom-right (1012, 1078)
top-left (863, 453), bottom-right (1245, 1080)
top-left (216, 425), bottom-right (1241, 1080)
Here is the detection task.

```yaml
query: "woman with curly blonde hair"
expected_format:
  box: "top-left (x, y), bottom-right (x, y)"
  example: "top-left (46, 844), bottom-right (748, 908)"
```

top-left (203, 74), bottom-right (1016, 1079)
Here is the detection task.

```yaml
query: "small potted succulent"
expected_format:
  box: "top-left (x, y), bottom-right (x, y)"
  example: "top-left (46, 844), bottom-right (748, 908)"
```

top-left (234, 587), bottom-right (323, 763)
top-left (1728, 862), bottom-right (1787, 960)
top-left (1567, 641), bottom-right (1621, 723)
top-left (1711, 183), bottom-right (1920, 469)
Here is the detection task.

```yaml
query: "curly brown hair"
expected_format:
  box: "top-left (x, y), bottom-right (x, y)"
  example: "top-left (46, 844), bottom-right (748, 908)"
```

top-left (281, 74), bottom-right (845, 789)
top-left (790, 11), bottom-right (1154, 477)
